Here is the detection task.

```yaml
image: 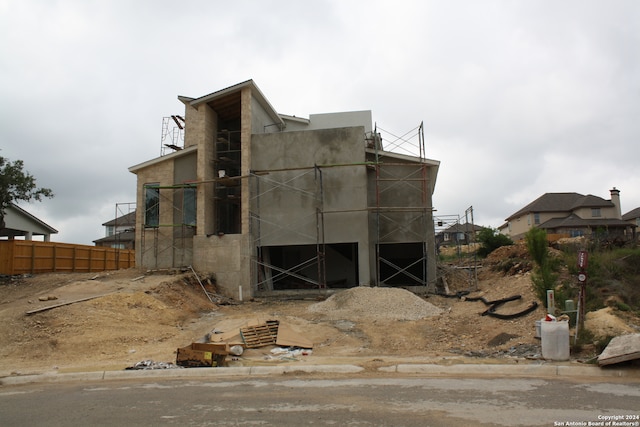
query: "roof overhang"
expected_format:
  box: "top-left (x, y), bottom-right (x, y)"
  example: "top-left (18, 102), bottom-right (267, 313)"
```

top-left (1, 203), bottom-right (58, 236)
top-left (179, 79), bottom-right (284, 129)
top-left (129, 145), bottom-right (197, 174)
top-left (366, 148), bottom-right (441, 192)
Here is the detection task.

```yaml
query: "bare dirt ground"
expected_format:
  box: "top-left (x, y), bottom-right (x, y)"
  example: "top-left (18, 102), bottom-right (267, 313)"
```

top-left (0, 250), bottom-right (637, 377)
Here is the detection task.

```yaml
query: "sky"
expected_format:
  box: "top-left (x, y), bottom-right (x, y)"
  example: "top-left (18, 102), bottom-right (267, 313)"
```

top-left (1, 0), bottom-right (639, 245)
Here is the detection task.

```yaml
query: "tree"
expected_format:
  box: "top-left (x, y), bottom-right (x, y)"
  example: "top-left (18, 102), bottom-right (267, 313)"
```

top-left (476, 227), bottom-right (513, 258)
top-left (0, 156), bottom-right (54, 229)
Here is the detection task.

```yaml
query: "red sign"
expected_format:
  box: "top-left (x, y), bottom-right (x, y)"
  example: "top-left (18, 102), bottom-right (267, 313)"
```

top-left (577, 250), bottom-right (588, 269)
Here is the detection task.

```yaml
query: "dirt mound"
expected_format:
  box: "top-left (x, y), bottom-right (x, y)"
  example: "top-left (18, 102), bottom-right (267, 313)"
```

top-left (585, 307), bottom-right (636, 340)
top-left (485, 243), bottom-right (530, 263)
top-left (308, 287), bottom-right (443, 320)
top-left (0, 270), bottom-right (218, 374)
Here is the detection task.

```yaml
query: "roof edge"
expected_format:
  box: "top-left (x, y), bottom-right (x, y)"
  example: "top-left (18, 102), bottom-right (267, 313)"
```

top-left (8, 203), bottom-right (58, 233)
top-left (129, 145), bottom-right (198, 174)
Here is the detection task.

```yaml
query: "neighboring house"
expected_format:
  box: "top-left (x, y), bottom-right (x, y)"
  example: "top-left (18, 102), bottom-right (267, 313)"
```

top-left (500, 188), bottom-right (635, 241)
top-left (0, 203), bottom-right (57, 241)
top-left (622, 207), bottom-right (640, 240)
top-left (436, 223), bottom-right (486, 247)
top-left (128, 80), bottom-right (440, 299)
top-left (93, 210), bottom-right (136, 249)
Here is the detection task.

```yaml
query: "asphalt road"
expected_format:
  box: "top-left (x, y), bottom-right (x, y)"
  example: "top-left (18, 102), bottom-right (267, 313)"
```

top-left (1, 375), bottom-right (639, 426)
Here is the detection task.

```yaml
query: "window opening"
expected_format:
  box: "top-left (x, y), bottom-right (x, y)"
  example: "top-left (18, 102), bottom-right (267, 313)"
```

top-left (145, 184), bottom-right (160, 227)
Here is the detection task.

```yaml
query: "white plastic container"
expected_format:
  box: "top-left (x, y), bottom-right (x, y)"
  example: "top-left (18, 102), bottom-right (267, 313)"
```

top-left (541, 321), bottom-right (570, 361)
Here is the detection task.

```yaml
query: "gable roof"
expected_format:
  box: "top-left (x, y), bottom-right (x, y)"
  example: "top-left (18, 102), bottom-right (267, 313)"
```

top-left (1, 203), bottom-right (58, 238)
top-left (622, 207), bottom-right (640, 221)
top-left (102, 210), bottom-right (136, 227)
top-left (93, 230), bottom-right (135, 245)
top-left (179, 79), bottom-right (284, 129)
top-left (505, 192), bottom-right (614, 221)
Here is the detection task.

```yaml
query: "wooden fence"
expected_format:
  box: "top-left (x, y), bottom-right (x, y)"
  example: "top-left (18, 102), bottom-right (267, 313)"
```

top-left (0, 240), bottom-right (135, 275)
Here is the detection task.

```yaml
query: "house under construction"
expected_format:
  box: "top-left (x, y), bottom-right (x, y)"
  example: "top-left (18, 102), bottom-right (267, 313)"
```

top-left (128, 80), bottom-right (440, 299)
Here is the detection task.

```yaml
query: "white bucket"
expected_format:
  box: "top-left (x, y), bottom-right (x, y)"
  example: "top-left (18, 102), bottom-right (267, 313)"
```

top-left (541, 321), bottom-right (570, 361)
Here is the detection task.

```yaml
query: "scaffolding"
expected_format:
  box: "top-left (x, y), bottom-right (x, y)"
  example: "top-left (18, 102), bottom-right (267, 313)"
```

top-left (249, 165), bottom-right (327, 292)
top-left (160, 115), bottom-right (185, 156)
top-left (140, 183), bottom-right (196, 269)
top-left (113, 201), bottom-right (136, 245)
top-left (110, 202), bottom-right (136, 267)
top-left (372, 122), bottom-right (435, 293)
top-left (434, 206), bottom-right (479, 292)
top-left (249, 122), bottom-right (436, 295)
top-left (214, 130), bottom-right (242, 234)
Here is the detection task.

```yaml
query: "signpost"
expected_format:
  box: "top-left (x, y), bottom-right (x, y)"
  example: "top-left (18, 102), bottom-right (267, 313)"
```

top-left (576, 251), bottom-right (588, 336)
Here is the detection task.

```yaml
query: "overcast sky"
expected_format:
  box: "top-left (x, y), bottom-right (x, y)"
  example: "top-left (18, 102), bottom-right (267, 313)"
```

top-left (1, 0), bottom-right (639, 245)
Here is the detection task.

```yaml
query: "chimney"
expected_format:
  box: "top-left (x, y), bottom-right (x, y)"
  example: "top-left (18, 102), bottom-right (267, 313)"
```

top-left (610, 187), bottom-right (622, 219)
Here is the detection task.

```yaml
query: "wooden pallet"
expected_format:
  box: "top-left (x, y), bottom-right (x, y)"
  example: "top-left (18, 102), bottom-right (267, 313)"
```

top-left (240, 320), bottom-right (280, 348)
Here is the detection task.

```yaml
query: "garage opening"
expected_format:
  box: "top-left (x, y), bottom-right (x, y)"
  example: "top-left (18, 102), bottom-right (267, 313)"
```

top-left (377, 242), bottom-right (427, 286)
top-left (256, 243), bottom-right (359, 291)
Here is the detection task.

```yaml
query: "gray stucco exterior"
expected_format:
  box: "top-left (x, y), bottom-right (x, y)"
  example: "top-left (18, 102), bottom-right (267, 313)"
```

top-left (129, 80), bottom-right (440, 299)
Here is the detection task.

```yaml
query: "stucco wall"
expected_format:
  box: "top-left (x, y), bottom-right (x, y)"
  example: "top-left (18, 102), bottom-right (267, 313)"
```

top-left (251, 126), bottom-right (371, 285)
top-left (251, 127), bottom-right (369, 245)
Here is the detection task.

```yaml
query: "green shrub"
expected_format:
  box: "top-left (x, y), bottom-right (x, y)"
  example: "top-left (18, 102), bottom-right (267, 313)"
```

top-left (477, 228), bottom-right (513, 258)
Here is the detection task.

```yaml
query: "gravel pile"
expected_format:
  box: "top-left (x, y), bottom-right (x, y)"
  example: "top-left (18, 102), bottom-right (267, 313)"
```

top-left (308, 286), bottom-right (443, 321)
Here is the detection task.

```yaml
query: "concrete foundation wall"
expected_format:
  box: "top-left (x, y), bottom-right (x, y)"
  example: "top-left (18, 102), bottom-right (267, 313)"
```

top-left (192, 233), bottom-right (251, 299)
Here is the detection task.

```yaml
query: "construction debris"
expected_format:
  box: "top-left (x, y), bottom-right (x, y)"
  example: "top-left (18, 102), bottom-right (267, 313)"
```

top-left (264, 347), bottom-right (313, 361)
top-left (176, 342), bottom-right (230, 367)
top-left (175, 319), bottom-right (312, 368)
top-left (26, 294), bottom-right (110, 315)
top-left (126, 360), bottom-right (183, 370)
top-left (211, 318), bottom-right (313, 350)
top-left (240, 320), bottom-right (280, 348)
top-left (597, 333), bottom-right (640, 366)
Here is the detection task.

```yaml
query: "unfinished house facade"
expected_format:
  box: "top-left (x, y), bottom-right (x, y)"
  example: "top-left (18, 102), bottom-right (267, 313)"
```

top-left (129, 80), bottom-right (440, 299)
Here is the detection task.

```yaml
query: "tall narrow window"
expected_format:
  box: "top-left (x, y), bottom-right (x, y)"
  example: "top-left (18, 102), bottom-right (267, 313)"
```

top-left (145, 184), bottom-right (160, 227)
top-left (183, 186), bottom-right (196, 226)
top-left (534, 213), bottom-right (540, 225)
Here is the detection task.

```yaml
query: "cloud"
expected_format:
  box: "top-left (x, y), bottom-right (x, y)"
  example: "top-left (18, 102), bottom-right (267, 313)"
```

top-left (1, 0), bottom-right (638, 243)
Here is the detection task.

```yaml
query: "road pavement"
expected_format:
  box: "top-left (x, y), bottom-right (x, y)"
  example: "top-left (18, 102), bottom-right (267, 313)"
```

top-left (1, 374), bottom-right (639, 426)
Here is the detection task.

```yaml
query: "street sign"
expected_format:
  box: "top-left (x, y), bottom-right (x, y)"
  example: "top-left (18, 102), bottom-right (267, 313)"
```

top-left (578, 272), bottom-right (587, 282)
top-left (577, 250), bottom-right (588, 269)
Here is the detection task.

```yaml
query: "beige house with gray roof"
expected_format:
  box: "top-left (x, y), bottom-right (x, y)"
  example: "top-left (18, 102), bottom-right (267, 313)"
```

top-left (500, 188), bottom-right (635, 241)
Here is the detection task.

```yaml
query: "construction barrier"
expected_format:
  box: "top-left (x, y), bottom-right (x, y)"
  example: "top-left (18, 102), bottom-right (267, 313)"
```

top-left (0, 240), bottom-right (135, 275)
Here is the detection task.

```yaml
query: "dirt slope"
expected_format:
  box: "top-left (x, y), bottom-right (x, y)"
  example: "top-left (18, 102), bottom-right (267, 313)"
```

top-left (0, 256), bottom-right (636, 376)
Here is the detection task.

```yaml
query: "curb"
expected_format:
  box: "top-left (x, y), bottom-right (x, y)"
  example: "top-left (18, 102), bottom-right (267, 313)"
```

top-left (379, 363), bottom-right (639, 378)
top-left (0, 364), bottom-right (365, 386)
top-left (1, 363), bottom-right (638, 386)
